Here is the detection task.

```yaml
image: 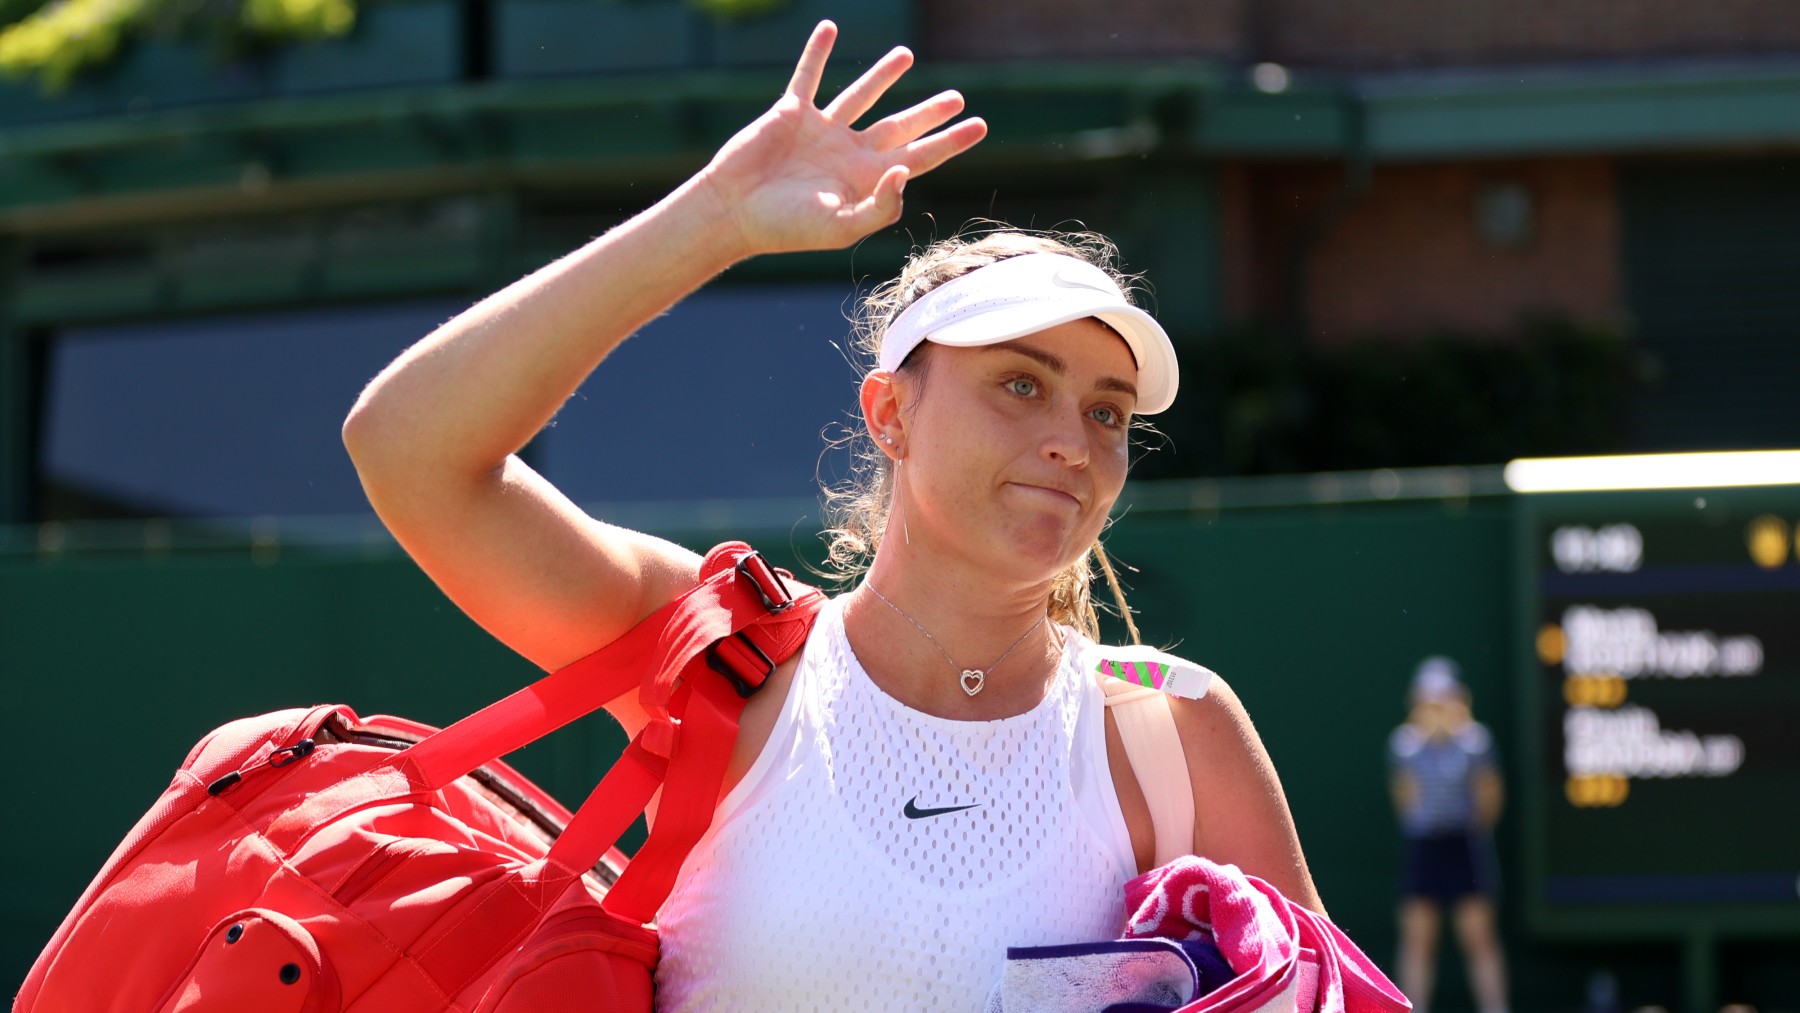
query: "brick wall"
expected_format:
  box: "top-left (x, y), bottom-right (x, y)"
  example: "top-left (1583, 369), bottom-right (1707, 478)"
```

top-left (923, 0), bottom-right (1800, 67)
top-left (1257, 0), bottom-right (1800, 68)
top-left (1225, 157), bottom-right (1623, 343)
top-left (919, 0), bottom-right (1244, 61)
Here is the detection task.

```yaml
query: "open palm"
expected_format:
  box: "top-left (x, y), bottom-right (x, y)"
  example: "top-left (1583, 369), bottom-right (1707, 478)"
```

top-left (698, 22), bottom-right (988, 255)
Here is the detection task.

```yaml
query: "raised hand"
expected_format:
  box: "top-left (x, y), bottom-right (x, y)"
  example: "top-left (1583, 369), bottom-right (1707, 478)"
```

top-left (696, 21), bottom-right (988, 256)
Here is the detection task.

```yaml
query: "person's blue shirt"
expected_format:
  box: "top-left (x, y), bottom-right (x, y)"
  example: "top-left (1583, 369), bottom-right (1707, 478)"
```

top-left (1388, 722), bottom-right (1495, 838)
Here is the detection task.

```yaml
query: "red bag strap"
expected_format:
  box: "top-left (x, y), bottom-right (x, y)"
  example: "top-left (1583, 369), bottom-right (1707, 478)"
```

top-left (397, 541), bottom-right (817, 794)
top-left (386, 543), bottom-right (824, 999)
top-left (390, 542), bottom-right (821, 923)
top-left (563, 546), bottom-right (818, 920)
top-left (591, 604), bottom-right (814, 922)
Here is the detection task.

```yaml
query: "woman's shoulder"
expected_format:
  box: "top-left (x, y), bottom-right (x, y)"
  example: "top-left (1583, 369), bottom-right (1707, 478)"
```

top-left (1389, 723), bottom-right (1428, 757)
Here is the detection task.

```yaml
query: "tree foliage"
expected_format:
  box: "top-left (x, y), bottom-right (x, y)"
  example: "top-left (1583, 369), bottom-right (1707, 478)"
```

top-left (0, 0), bottom-right (354, 93)
top-left (1, 0), bottom-right (794, 95)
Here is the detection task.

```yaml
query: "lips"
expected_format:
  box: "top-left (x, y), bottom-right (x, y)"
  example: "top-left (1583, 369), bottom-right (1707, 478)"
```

top-left (1009, 482), bottom-right (1083, 509)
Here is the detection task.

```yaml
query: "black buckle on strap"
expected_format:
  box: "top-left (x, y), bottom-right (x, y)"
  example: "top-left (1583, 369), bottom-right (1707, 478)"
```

top-left (703, 550), bottom-right (794, 699)
top-left (706, 632), bottom-right (776, 699)
top-left (736, 551), bottom-right (795, 613)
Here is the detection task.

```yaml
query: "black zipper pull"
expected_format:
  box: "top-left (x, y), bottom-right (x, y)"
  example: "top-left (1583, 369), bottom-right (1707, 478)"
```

top-left (207, 738), bottom-right (317, 796)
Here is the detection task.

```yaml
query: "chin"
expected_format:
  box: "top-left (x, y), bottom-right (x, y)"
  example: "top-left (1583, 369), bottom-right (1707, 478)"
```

top-left (997, 525), bottom-right (1096, 579)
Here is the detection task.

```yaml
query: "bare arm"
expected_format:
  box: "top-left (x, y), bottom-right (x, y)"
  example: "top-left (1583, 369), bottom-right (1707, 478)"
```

top-left (1390, 769), bottom-right (1417, 816)
top-left (1175, 677), bottom-right (1326, 914)
top-left (341, 24), bottom-right (986, 690)
top-left (1473, 766), bottom-right (1504, 829)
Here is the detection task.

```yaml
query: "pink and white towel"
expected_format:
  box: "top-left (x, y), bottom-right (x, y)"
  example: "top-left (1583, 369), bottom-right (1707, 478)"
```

top-left (986, 856), bottom-right (1409, 1013)
top-left (1124, 857), bottom-right (1410, 1013)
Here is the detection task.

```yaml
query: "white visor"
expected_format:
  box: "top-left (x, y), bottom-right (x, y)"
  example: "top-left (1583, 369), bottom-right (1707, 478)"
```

top-left (877, 252), bottom-right (1180, 414)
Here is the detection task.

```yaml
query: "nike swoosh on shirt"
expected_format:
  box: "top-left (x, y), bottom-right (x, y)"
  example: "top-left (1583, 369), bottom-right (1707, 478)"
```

top-left (903, 796), bottom-right (982, 820)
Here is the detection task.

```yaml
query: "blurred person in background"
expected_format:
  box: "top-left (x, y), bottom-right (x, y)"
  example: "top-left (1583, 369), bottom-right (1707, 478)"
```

top-left (1389, 656), bottom-right (1507, 1013)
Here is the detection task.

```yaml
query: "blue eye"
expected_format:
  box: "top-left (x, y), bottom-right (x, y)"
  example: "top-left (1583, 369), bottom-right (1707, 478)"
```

top-left (1090, 405), bottom-right (1129, 429)
top-left (1007, 378), bottom-right (1037, 397)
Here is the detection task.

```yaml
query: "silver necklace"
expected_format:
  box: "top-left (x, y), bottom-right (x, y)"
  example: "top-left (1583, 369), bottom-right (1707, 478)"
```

top-left (864, 583), bottom-right (1047, 697)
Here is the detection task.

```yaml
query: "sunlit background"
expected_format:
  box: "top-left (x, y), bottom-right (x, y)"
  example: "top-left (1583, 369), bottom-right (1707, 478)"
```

top-left (3, 1), bottom-right (1798, 1008)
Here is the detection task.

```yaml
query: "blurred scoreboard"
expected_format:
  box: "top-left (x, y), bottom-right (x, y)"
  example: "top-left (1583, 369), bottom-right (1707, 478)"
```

top-left (1519, 485), bottom-right (1800, 932)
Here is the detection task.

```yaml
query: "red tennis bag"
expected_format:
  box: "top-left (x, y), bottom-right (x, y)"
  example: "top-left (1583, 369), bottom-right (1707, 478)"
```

top-left (15, 542), bottom-right (822, 1013)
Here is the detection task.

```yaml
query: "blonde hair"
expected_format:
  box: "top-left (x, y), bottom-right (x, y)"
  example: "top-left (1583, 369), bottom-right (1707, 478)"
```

top-left (820, 227), bottom-right (1144, 644)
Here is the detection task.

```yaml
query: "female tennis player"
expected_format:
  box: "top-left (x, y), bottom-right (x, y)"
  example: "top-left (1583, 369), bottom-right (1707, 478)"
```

top-left (343, 21), bottom-right (1320, 1010)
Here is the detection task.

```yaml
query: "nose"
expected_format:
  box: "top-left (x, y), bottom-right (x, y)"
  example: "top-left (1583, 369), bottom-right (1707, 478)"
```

top-left (1040, 403), bottom-right (1090, 469)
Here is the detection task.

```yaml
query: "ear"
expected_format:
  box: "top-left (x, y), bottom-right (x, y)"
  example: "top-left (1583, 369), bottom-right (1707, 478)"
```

top-left (860, 370), bottom-right (907, 458)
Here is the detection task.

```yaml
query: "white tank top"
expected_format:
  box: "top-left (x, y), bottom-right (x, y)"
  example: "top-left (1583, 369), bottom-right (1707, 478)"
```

top-left (654, 594), bottom-right (1138, 1011)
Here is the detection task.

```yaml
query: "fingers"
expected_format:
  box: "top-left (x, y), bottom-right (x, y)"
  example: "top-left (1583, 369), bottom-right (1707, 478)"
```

top-left (860, 89), bottom-right (965, 151)
top-left (897, 117), bottom-right (988, 179)
top-left (875, 164), bottom-right (909, 213)
top-left (841, 164), bottom-right (910, 233)
top-left (823, 46), bottom-right (914, 125)
top-left (785, 20), bottom-right (837, 103)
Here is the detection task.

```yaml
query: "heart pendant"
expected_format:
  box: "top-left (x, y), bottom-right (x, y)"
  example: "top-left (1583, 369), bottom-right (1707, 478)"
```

top-left (960, 669), bottom-right (986, 696)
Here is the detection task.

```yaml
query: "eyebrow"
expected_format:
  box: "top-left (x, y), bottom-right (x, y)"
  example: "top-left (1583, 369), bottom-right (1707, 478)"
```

top-left (984, 341), bottom-right (1139, 399)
